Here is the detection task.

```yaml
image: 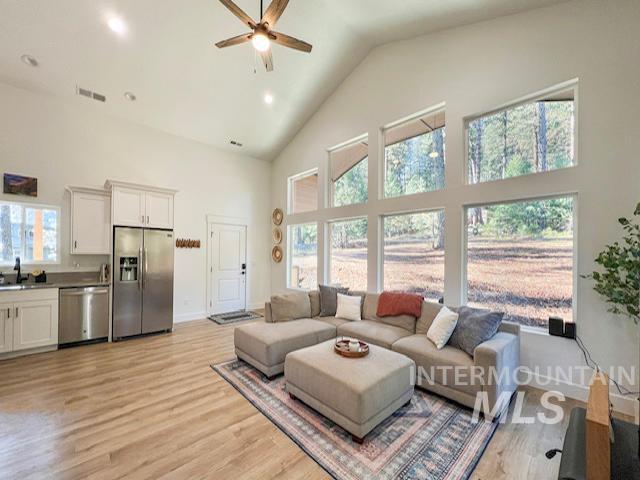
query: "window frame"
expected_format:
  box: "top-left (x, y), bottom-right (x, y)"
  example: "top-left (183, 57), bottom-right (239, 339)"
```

top-left (380, 208), bottom-right (446, 301)
top-left (0, 199), bottom-right (61, 267)
top-left (381, 104), bottom-right (447, 200)
top-left (463, 80), bottom-right (579, 186)
top-left (326, 215), bottom-right (368, 289)
top-left (461, 193), bottom-right (578, 331)
top-left (286, 221), bottom-right (319, 291)
top-left (287, 168), bottom-right (319, 215)
top-left (327, 134), bottom-right (369, 208)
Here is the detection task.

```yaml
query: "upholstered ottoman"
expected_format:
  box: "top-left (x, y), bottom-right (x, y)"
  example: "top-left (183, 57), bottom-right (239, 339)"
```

top-left (284, 340), bottom-right (415, 442)
top-left (234, 319), bottom-right (337, 378)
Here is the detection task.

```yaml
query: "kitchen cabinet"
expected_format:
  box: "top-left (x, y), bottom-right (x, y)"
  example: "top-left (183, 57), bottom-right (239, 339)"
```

top-left (0, 303), bottom-right (12, 353)
top-left (68, 187), bottom-right (111, 254)
top-left (106, 181), bottom-right (176, 229)
top-left (0, 289), bottom-right (58, 357)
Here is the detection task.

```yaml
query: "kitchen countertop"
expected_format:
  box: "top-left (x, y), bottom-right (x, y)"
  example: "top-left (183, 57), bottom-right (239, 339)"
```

top-left (0, 280), bottom-right (110, 292)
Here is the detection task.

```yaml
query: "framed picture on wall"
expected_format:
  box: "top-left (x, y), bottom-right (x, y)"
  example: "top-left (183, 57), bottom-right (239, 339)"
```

top-left (3, 173), bottom-right (37, 197)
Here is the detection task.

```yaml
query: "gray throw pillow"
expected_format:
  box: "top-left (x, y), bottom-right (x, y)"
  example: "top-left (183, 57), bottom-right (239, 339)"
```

top-left (319, 284), bottom-right (349, 316)
top-left (447, 306), bottom-right (504, 356)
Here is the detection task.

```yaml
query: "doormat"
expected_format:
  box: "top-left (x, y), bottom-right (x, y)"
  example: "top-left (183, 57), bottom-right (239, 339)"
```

top-left (208, 310), bottom-right (262, 325)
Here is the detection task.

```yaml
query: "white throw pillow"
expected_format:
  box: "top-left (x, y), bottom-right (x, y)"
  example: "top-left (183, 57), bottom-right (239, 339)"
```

top-left (426, 306), bottom-right (459, 349)
top-left (335, 293), bottom-right (362, 321)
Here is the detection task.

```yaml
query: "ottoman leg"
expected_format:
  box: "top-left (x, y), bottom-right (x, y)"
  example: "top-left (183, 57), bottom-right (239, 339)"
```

top-left (351, 434), bottom-right (364, 444)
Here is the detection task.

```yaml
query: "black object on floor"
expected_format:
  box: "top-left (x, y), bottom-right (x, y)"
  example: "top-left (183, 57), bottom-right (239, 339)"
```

top-left (208, 310), bottom-right (262, 325)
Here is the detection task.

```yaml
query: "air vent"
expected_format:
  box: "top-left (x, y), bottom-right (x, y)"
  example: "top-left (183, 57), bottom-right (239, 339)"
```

top-left (76, 85), bottom-right (106, 103)
top-left (230, 140), bottom-right (243, 147)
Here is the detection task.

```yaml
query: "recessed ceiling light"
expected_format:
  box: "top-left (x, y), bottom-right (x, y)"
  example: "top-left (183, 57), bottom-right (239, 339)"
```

top-left (107, 17), bottom-right (126, 35)
top-left (21, 54), bottom-right (38, 67)
top-left (264, 93), bottom-right (274, 105)
top-left (124, 92), bottom-right (136, 102)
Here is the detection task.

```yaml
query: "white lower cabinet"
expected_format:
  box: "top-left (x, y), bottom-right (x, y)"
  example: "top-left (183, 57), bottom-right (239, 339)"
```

top-left (0, 303), bottom-right (13, 353)
top-left (0, 289), bottom-right (58, 357)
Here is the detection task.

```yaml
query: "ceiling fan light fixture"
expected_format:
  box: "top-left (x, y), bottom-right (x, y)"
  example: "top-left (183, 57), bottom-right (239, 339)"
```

top-left (251, 33), bottom-right (270, 52)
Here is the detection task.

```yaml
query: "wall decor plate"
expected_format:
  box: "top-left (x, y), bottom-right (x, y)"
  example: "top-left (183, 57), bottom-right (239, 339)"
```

top-left (273, 227), bottom-right (282, 244)
top-left (272, 208), bottom-right (283, 225)
top-left (272, 245), bottom-right (283, 263)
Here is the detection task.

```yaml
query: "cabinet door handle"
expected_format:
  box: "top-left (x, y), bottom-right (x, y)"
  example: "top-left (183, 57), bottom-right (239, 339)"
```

top-left (74, 240), bottom-right (78, 249)
top-left (141, 215), bottom-right (145, 224)
top-left (6, 308), bottom-right (10, 319)
top-left (146, 215), bottom-right (149, 224)
top-left (15, 307), bottom-right (18, 318)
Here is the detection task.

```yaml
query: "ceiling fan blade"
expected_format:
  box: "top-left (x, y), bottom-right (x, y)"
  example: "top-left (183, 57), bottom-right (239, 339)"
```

top-left (261, 0), bottom-right (289, 27)
top-left (271, 31), bottom-right (312, 53)
top-left (218, 0), bottom-right (256, 28)
top-left (260, 49), bottom-right (274, 72)
top-left (215, 33), bottom-right (251, 48)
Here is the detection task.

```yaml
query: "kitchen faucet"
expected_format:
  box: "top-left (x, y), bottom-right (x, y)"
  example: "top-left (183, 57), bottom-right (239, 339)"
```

top-left (14, 257), bottom-right (27, 284)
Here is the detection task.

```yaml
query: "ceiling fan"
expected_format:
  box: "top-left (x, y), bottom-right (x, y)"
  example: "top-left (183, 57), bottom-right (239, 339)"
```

top-left (215, 0), bottom-right (312, 72)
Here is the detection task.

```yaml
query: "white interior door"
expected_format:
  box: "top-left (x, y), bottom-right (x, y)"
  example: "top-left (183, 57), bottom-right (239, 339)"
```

top-left (209, 223), bottom-right (247, 314)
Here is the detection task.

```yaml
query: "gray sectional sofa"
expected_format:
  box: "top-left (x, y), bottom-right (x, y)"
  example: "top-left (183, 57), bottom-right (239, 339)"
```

top-left (234, 290), bottom-right (520, 420)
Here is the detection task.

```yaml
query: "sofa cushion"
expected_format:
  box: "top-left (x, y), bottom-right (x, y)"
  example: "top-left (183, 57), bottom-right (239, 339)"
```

top-left (391, 334), bottom-right (482, 397)
top-left (415, 301), bottom-right (444, 335)
top-left (271, 292), bottom-right (311, 322)
top-left (309, 290), bottom-right (321, 317)
top-left (336, 293), bottom-right (362, 321)
top-left (448, 306), bottom-right (504, 356)
top-left (337, 320), bottom-right (413, 349)
top-left (377, 291), bottom-right (423, 318)
top-left (363, 294), bottom-right (416, 332)
top-left (234, 319), bottom-right (336, 368)
top-left (319, 284), bottom-right (349, 316)
top-left (317, 316), bottom-right (351, 329)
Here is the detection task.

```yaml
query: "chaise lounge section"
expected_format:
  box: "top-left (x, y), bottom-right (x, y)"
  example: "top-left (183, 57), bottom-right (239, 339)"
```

top-left (234, 290), bottom-right (520, 419)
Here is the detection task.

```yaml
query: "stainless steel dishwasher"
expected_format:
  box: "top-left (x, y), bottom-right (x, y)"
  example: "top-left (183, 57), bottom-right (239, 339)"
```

top-left (59, 286), bottom-right (110, 345)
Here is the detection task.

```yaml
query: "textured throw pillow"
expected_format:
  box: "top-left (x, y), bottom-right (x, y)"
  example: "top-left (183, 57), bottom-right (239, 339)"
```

top-left (270, 292), bottom-right (311, 322)
top-left (319, 284), bottom-right (349, 316)
top-left (426, 306), bottom-right (459, 349)
top-left (308, 290), bottom-right (321, 317)
top-left (448, 306), bottom-right (504, 356)
top-left (335, 293), bottom-right (362, 321)
top-left (376, 291), bottom-right (423, 318)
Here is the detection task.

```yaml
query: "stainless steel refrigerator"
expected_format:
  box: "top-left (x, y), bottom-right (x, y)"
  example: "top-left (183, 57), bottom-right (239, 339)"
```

top-left (113, 227), bottom-right (174, 339)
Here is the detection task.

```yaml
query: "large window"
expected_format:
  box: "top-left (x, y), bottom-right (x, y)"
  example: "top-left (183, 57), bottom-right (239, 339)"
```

top-left (288, 223), bottom-right (317, 290)
top-left (466, 196), bottom-right (574, 328)
top-left (329, 137), bottom-right (368, 207)
top-left (383, 211), bottom-right (445, 300)
top-left (329, 217), bottom-right (367, 290)
top-left (467, 88), bottom-right (575, 184)
top-left (288, 170), bottom-right (318, 214)
top-left (384, 110), bottom-right (445, 197)
top-left (0, 201), bottom-right (59, 265)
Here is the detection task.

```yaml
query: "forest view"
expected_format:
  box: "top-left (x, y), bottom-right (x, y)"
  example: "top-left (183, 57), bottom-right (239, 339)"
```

top-left (290, 96), bottom-right (575, 327)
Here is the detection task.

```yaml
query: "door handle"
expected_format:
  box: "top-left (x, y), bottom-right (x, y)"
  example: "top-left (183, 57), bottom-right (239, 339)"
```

top-left (15, 307), bottom-right (18, 318)
top-left (74, 240), bottom-right (78, 249)
top-left (141, 215), bottom-right (145, 224)
top-left (6, 308), bottom-right (10, 319)
top-left (139, 248), bottom-right (143, 290)
top-left (144, 248), bottom-right (148, 289)
top-left (146, 215), bottom-right (149, 224)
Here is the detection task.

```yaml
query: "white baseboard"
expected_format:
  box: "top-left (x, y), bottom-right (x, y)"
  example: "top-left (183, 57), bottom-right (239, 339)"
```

top-left (524, 368), bottom-right (639, 419)
top-left (248, 301), bottom-right (265, 311)
top-left (174, 311), bottom-right (207, 324)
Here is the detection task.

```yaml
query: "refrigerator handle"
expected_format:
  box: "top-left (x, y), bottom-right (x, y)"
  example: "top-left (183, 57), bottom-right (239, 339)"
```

top-left (139, 247), bottom-right (143, 290)
top-left (144, 248), bottom-right (148, 290)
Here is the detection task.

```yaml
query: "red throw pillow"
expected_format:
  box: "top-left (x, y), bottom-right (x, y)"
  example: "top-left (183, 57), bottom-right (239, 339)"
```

top-left (376, 291), bottom-right (423, 318)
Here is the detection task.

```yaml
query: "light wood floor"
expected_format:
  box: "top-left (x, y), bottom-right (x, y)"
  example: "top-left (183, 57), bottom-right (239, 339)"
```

top-left (0, 319), bottom-right (591, 479)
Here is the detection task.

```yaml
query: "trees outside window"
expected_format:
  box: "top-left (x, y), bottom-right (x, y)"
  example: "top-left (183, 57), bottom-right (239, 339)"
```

top-left (0, 202), bottom-right (59, 265)
top-left (329, 218), bottom-right (367, 290)
top-left (288, 223), bottom-right (317, 290)
top-left (329, 137), bottom-right (368, 207)
top-left (383, 211), bottom-right (445, 300)
top-left (384, 111), bottom-right (445, 198)
top-left (466, 196), bottom-right (574, 328)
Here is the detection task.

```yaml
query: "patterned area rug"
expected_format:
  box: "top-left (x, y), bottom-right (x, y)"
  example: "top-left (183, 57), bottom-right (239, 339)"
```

top-left (208, 310), bottom-right (262, 325)
top-left (213, 359), bottom-right (498, 480)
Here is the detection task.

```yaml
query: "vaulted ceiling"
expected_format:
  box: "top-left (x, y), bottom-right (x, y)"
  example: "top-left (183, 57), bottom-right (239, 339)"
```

top-left (0, 0), bottom-right (566, 160)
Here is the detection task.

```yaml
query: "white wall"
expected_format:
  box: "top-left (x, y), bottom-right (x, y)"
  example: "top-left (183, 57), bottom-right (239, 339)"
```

top-left (271, 0), bottom-right (640, 414)
top-left (0, 82), bottom-right (272, 321)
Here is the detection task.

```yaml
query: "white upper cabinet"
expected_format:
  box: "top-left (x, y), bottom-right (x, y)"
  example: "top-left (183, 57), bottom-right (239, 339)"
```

top-left (113, 187), bottom-right (146, 227)
top-left (145, 191), bottom-right (174, 229)
top-left (68, 187), bottom-right (111, 254)
top-left (106, 181), bottom-right (176, 229)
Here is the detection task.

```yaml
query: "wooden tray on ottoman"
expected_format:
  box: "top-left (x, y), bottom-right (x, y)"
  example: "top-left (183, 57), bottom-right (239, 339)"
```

top-left (334, 339), bottom-right (369, 358)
